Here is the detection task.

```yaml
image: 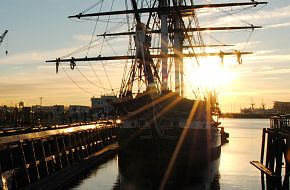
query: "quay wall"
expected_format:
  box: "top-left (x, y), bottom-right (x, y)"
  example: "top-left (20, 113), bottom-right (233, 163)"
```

top-left (0, 121), bottom-right (119, 189)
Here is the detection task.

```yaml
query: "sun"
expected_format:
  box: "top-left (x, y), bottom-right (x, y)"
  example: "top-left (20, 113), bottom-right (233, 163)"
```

top-left (184, 56), bottom-right (236, 95)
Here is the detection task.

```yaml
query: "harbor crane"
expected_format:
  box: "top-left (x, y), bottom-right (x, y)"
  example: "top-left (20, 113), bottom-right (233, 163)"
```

top-left (0, 30), bottom-right (8, 55)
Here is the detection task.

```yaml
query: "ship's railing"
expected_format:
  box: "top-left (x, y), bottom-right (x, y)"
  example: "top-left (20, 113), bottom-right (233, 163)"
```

top-left (270, 114), bottom-right (290, 129)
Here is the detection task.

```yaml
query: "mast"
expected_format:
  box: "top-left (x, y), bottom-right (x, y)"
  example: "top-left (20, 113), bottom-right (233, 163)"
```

top-left (173, 0), bottom-right (184, 96)
top-left (130, 0), bottom-right (156, 92)
top-left (160, 0), bottom-right (169, 92)
top-left (46, 1), bottom-right (268, 98)
top-left (69, 2), bottom-right (267, 18)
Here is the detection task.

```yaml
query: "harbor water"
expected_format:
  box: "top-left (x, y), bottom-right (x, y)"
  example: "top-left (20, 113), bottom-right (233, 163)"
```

top-left (67, 118), bottom-right (269, 190)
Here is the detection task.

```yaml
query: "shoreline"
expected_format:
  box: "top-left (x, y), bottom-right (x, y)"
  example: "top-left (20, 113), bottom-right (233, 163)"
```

top-left (222, 113), bottom-right (276, 119)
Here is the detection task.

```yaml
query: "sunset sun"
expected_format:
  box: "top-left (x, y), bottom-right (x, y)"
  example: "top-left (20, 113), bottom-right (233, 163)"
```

top-left (185, 57), bottom-right (236, 93)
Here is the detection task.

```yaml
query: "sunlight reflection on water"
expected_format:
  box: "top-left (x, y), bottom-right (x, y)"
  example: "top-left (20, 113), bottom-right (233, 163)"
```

top-left (68, 118), bottom-right (269, 190)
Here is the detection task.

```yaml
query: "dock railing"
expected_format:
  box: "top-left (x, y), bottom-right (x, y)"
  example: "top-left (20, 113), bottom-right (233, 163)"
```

top-left (270, 114), bottom-right (290, 129)
top-left (0, 119), bottom-right (119, 189)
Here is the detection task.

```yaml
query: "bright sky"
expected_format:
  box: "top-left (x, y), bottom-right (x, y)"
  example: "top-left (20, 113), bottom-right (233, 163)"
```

top-left (0, 0), bottom-right (290, 113)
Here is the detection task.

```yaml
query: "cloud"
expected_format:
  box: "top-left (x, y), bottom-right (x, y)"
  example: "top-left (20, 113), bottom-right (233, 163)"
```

top-left (266, 22), bottom-right (290, 28)
top-left (247, 54), bottom-right (290, 63)
top-left (73, 34), bottom-right (93, 43)
top-left (0, 47), bottom-right (78, 65)
top-left (201, 5), bottom-right (290, 28)
top-left (221, 89), bottom-right (290, 96)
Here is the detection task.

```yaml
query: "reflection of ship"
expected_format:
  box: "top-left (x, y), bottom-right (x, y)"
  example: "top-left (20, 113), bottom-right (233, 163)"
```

top-left (47, 0), bottom-right (266, 175)
top-left (116, 150), bottom-right (220, 190)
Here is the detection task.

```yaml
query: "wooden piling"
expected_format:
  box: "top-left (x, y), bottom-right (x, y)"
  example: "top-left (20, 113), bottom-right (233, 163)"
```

top-left (252, 115), bottom-right (290, 188)
top-left (19, 140), bottom-right (31, 184)
top-left (0, 160), bottom-right (3, 189)
top-left (30, 140), bottom-right (40, 181)
top-left (260, 128), bottom-right (266, 164)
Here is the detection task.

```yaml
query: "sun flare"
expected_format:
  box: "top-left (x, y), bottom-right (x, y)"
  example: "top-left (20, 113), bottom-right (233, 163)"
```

top-left (184, 57), bottom-right (236, 95)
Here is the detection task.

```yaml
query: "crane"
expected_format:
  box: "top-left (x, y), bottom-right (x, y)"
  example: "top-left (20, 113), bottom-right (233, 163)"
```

top-left (0, 30), bottom-right (8, 55)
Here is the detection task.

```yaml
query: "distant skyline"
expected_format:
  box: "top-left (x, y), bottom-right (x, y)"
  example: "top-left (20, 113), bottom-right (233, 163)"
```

top-left (0, 0), bottom-right (290, 113)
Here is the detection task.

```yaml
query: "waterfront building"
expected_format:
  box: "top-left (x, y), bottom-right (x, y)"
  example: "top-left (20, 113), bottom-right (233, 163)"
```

top-left (273, 101), bottom-right (290, 114)
top-left (68, 105), bottom-right (90, 123)
top-left (91, 95), bottom-right (117, 119)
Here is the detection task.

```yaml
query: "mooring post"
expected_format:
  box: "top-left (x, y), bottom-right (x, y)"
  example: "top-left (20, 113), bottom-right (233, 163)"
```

top-left (67, 134), bottom-right (75, 165)
top-left (19, 140), bottom-right (31, 185)
top-left (102, 126), bottom-right (108, 146)
top-left (8, 145), bottom-right (18, 189)
top-left (30, 140), bottom-right (40, 180)
top-left (77, 132), bottom-right (85, 159)
top-left (81, 131), bottom-right (89, 158)
top-left (47, 137), bottom-right (56, 173)
top-left (40, 140), bottom-right (49, 176)
top-left (96, 127), bottom-right (104, 149)
top-left (266, 131), bottom-right (274, 171)
top-left (275, 133), bottom-right (283, 177)
top-left (260, 128), bottom-right (266, 164)
top-left (90, 128), bottom-right (98, 152)
top-left (259, 129), bottom-right (266, 189)
top-left (105, 126), bottom-right (109, 145)
top-left (269, 132), bottom-right (275, 172)
top-left (72, 132), bottom-right (82, 161)
top-left (0, 159), bottom-right (4, 189)
top-left (61, 134), bottom-right (69, 166)
top-left (91, 129), bottom-right (98, 152)
top-left (286, 135), bottom-right (290, 175)
top-left (86, 129), bottom-right (93, 155)
top-left (54, 136), bottom-right (63, 169)
top-left (91, 129), bottom-right (97, 152)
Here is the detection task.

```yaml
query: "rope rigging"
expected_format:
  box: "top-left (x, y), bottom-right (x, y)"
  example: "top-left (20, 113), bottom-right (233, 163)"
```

top-left (60, 64), bottom-right (101, 96)
top-left (0, 30), bottom-right (8, 55)
top-left (98, 0), bottom-right (116, 93)
top-left (47, 0), bottom-right (267, 99)
top-left (84, 0), bottom-right (107, 93)
top-left (59, 0), bottom-right (128, 95)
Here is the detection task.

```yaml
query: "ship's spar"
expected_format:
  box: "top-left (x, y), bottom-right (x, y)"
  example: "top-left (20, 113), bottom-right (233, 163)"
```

top-left (45, 1), bottom-right (267, 175)
top-left (46, 0), bottom-right (267, 98)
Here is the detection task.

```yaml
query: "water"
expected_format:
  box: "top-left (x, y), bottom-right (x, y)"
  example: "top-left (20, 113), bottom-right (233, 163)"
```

top-left (67, 118), bottom-right (269, 190)
top-left (219, 118), bottom-right (268, 190)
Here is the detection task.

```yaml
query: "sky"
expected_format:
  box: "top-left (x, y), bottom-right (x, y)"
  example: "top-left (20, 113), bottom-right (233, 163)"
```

top-left (0, 0), bottom-right (290, 113)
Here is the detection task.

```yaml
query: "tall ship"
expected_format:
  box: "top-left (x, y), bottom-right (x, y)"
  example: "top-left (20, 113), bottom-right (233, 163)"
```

top-left (47, 0), bottom-right (267, 170)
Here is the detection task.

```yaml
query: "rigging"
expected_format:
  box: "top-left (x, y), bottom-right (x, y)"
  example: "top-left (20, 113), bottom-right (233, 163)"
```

top-left (0, 30), bottom-right (8, 55)
top-left (47, 0), bottom-right (267, 98)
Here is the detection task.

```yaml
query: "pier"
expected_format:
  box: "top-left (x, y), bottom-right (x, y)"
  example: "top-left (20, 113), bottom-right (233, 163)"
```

top-left (251, 115), bottom-right (290, 188)
top-left (0, 120), bottom-right (119, 189)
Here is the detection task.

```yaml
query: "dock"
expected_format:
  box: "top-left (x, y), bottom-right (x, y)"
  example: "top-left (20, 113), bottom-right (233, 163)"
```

top-left (0, 120), bottom-right (119, 189)
top-left (251, 115), bottom-right (290, 188)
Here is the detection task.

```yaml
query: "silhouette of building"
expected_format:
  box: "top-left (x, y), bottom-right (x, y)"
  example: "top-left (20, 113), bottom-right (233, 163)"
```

top-left (273, 101), bottom-right (290, 114)
top-left (91, 95), bottom-right (117, 119)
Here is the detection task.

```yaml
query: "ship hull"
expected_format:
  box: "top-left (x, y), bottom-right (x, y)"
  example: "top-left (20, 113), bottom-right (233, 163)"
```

top-left (119, 127), bottom-right (221, 167)
top-left (118, 128), bottom-right (221, 189)
top-left (116, 91), bottom-right (221, 169)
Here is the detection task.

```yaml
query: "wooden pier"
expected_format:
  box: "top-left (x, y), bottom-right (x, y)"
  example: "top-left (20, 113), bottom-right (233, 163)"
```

top-left (0, 120), bottom-right (119, 189)
top-left (251, 115), bottom-right (290, 189)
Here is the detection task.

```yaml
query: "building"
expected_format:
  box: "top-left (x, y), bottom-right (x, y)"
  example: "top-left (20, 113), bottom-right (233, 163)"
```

top-left (68, 105), bottom-right (90, 123)
top-left (273, 101), bottom-right (290, 114)
top-left (91, 95), bottom-right (117, 119)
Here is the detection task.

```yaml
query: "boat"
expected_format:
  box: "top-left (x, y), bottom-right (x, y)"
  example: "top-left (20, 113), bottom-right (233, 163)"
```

top-left (46, 0), bottom-right (267, 178)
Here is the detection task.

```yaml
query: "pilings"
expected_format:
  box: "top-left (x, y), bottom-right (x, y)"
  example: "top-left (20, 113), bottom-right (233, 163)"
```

top-left (0, 121), bottom-right (119, 189)
top-left (251, 115), bottom-right (290, 188)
